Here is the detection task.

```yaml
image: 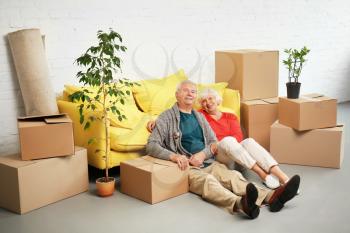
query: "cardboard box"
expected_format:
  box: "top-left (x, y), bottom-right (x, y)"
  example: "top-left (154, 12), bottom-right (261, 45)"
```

top-left (120, 156), bottom-right (189, 204)
top-left (241, 97), bottom-right (279, 151)
top-left (215, 50), bottom-right (278, 100)
top-left (18, 114), bottom-right (74, 160)
top-left (0, 146), bottom-right (89, 214)
top-left (270, 122), bottom-right (344, 168)
top-left (279, 94), bottom-right (337, 131)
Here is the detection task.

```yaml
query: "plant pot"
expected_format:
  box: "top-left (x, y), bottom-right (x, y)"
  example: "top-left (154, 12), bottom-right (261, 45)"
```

top-left (96, 177), bottom-right (115, 197)
top-left (286, 82), bottom-right (301, 99)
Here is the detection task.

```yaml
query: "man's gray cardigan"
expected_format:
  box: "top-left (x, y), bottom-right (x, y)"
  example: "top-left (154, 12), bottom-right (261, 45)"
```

top-left (146, 104), bottom-right (217, 161)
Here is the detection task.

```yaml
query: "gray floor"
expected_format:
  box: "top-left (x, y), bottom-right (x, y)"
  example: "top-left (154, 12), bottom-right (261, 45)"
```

top-left (0, 102), bottom-right (349, 233)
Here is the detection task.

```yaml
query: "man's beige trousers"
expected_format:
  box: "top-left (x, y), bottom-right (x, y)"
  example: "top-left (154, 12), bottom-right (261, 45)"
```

top-left (189, 162), bottom-right (271, 214)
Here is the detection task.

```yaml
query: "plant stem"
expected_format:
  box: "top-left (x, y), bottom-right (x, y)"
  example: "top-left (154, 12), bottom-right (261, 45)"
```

top-left (297, 62), bottom-right (303, 83)
top-left (101, 50), bottom-right (110, 181)
top-left (288, 63), bottom-right (291, 83)
top-left (292, 55), bottom-right (297, 83)
top-left (102, 82), bottom-right (108, 180)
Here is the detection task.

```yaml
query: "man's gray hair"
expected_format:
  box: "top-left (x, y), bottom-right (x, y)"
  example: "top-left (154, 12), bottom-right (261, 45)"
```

top-left (176, 80), bottom-right (197, 92)
top-left (198, 88), bottom-right (223, 104)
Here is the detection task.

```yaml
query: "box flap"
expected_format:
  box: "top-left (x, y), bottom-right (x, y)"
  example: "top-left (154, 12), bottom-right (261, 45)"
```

top-left (262, 97), bottom-right (279, 104)
top-left (242, 97), bottom-right (279, 106)
top-left (122, 157), bottom-right (151, 167)
top-left (271, 120), bottom-right (284, 128)
top-left (301, 93), bottom-right (336, 102)
top-left (18, 114), bottom-right (71, 124)
top-left (303, 93), bottom-right (324, 98)
top-left (242, 99), bottom-right (267, 106)
top-left (44, 115), bottom-right (72, 124)
top-left (0, 154), bottom-right (37, 168)
top-left (320, 124), bottom-right (344, 132)
top-left (219, 49), bottom-right (277, 54)
top-left (121, 156), bottom-right (180, 173)
top-left (142, 155), bottom-right (177, 167)
top-left (18, 113), bottom-right (66, 121)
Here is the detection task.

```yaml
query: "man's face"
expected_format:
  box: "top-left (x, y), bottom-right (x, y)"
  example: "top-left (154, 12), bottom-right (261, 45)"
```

top-left (176, 83), bottom-right (197, 108)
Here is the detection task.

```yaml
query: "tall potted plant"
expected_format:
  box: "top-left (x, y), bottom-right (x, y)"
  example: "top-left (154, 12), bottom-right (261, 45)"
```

top-left (283, 46), bottom-right (310, 99)
top-left (70, 29), bottom-right (135, 197)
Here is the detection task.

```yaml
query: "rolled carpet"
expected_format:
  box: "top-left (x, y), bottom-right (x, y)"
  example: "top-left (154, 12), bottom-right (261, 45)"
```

top-left (8, 28), bottom-right (58, 116)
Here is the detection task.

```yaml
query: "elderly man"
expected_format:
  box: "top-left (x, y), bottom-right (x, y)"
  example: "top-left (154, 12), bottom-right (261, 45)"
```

top-left (146, 80), bottom-right (300, 219)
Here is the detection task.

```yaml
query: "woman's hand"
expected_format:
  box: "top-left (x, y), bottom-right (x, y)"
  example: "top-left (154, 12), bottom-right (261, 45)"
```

top-left (146, 120), bottom-right (156, 133)
top-left (210, 143), bottom-right (218, 155)
top-left (189, 152), bottom-right (206, 167)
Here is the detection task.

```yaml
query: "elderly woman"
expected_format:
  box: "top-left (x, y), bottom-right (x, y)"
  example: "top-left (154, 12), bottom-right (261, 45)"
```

top-left (196, 88), bottom-right (294, 189)
top-left (147, 88), bottom-right (294, 189)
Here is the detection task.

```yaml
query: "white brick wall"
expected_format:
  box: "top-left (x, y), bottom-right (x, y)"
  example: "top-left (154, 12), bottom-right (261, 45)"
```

top-left (1, 0), bottom-right (350, 156)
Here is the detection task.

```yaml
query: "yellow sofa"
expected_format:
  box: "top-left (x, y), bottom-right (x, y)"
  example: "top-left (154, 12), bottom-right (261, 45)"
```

top-left (57, 70), bottom-right (240, 169)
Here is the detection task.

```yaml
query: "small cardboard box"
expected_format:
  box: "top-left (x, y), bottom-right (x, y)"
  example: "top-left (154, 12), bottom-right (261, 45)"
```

top-left (0, 146), bottom-right (89, 214)
top-left (120, 156), bottom-right (189, 204)
top-left (18, 114), bottom-right (74, 160)
top-left (279, 94), bottom-right (337, 131)
top-left (270, 122), bottom-right (345, 168)
top-left (241, 97), bottom-right (279, 151)
top-left (215, 50), bottom-right (278, 101)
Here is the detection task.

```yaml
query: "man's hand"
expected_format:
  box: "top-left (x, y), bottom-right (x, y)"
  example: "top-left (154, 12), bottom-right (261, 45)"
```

top-left (146, 120), bottom-right (156, 133)
top-left (189, 152), bottom-right (206, 167)
top-left (170, 154), bottom-right (189, 170)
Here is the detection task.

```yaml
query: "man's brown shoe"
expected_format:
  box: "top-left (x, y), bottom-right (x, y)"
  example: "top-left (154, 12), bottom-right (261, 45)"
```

top-left (240, 183), bottom-right (260, 219)
top-left (268, 175), bottom-right (300, 212)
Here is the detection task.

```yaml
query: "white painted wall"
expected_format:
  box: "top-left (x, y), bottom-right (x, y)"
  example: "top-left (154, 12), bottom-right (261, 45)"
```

top-left (1, 0), bottom-right (350, 155)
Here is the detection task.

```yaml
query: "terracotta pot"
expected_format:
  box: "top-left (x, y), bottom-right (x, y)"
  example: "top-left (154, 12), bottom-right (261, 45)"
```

top-left (96, 177), bottom-right (115, 197)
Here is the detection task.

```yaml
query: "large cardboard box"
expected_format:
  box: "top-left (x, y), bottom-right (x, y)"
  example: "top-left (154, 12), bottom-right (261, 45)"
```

top-left (120, 156), bottom-right (189, 204)
top-left (241, 97), bottom-right (279, 151)
top-left (270, 122), bottom-right (344, 168)
top-left (18, 114), bottom-right (74, 160)
top-left (0, 146), bottom-right (89, 214)
top-left (279, 94), bottom-right (337, 131)
top-left (215, 49), bottom-right (278, 101)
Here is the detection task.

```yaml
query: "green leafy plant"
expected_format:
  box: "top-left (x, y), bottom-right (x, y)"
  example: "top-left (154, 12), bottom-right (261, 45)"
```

top-left (283, 46), bottom-right (310, 83)
top-left (69, 29), bottom-right (136, 182)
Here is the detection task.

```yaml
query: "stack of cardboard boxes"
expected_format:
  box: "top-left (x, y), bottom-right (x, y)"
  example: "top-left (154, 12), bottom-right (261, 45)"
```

top-left (270, 94), bottom-right (344, 168)
top-left (0, 114), bottom-right (89, 214)
top-left (215, 50), bottom-right (279, 151)
top-left (215, 49), bottom-right (345, 169)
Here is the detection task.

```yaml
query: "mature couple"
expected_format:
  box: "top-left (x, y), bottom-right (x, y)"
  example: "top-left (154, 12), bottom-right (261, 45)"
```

top-left (146, 80), bottom-right (300, 219)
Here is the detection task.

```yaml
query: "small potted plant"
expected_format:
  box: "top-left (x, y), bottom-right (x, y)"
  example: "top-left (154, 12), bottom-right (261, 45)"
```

top-left (283, 46), bottom-right (310, 99)
top-left (70, 29), bottom-right (135, 197)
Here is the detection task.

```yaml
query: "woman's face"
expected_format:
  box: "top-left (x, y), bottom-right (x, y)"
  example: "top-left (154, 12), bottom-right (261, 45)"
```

top-left (200, 94), bottom-right (219, 113)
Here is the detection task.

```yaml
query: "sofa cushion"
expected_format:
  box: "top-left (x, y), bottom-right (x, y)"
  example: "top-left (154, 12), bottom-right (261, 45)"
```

top-left (109, 114), bottom-right (156, 152)
top-left (197, 82), bottom-right (228, 99)
top-left (221, 88), bottom-right (240, 118)
top-left (64, 84), bottom-right (144, 129)
top-left (92, 149), bottom-right (144, 169)
top-left (132, 69), bottom-right (188, 115)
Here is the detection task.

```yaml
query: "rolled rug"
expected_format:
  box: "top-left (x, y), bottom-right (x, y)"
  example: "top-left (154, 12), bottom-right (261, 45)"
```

top-left (8, 28), bottom-right (58, 116)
